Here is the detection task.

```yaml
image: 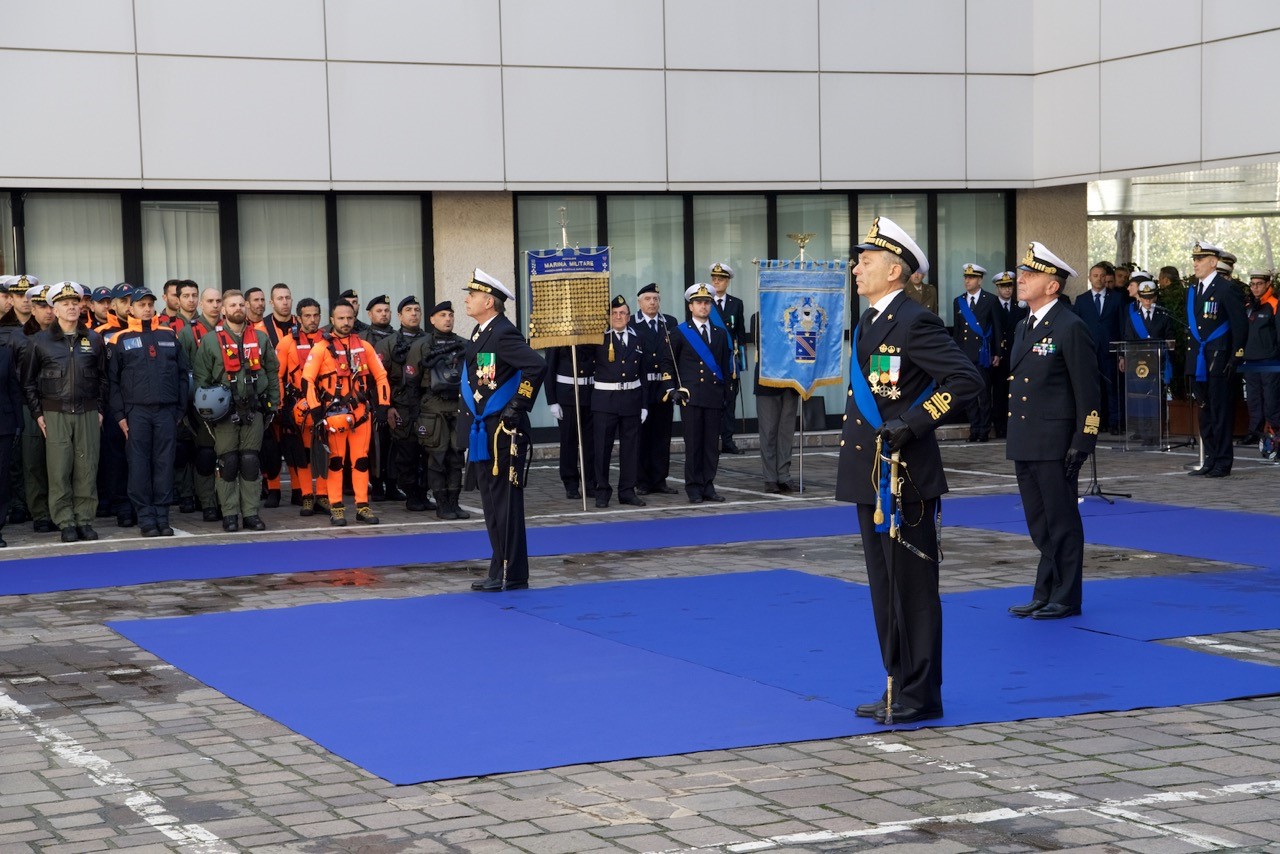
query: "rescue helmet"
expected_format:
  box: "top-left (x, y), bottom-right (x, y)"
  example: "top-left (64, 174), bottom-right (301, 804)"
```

top-left (325, 411), bottom-right (354, 434)
top-left (194, 386), bottom-right (232, 422)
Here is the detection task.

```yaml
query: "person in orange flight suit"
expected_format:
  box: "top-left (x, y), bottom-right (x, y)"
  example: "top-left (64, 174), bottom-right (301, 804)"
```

top-left (302, 300), bottom-right (390, 526)
top-left (274, 298), bottom-right (326, 517)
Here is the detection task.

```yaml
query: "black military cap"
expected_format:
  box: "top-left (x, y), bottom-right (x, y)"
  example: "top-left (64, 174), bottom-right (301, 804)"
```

top-left (338, 289), bottom-right (359, 300)
top-left (397, 295), bottom-right (420, 313)
top-left (637, 282), bottom-right (659, 297)
top-left (610, 294), bottom-right (628, 310)
top-left (365, 294), bottom-right (389, 311)
top-left (431, 300), bottom-right (453, 316)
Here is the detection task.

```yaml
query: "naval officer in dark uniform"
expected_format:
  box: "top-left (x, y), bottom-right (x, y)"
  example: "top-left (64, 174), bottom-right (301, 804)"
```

top-left (591, 295), bottom-right (649, 508)
top-left (630, 283), bottom-right (680, 495)
top-left (1185, 241), bottom-right (1247, 477)
top-left (1006, 242), bottom-right (1101, 620)
top-left (951, 263), bottom-right (1004, 442)
top-left (992, 271), bottom-right (1028, 438)
top-left (458, 269), bottom-right (546, 592)
top-left (836, 217), bottom-right (983, 726)
top-left (661, 283), bottom-right (734, 503)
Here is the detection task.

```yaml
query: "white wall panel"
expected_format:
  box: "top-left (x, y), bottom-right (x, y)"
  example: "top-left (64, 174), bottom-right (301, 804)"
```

top-left (820, 0), bottom-right (964, 73)
top-left (1204, 30), bottom-right (1280, 161)
top-left (0, 0), bottom-right (134, 52)
top-left (667, 0), bottom-right (818, 71)
top-left (1033, 0), bottom-right (1099, 73)
top-left (0, 50), bottom-right (140, 180)
top-left (501, 0), bottom-right (663, 68)
top-left (135, 0), bottom-right (325, 59)
top-left (138, 56), bottom-right (329, 181)
top-left (966, 76), bottom-right (1034, 181)
top-left (1033, 65), bottom-right (1099, 178)
top-left (966, 0), bottom-right (1034, 74)
top-left (1204, 0), bottom-right (1280, 40)
top-left (821, 74), bottom-right (965, 182)
top-left (330, 63), bottom-right (504, 182)
top-left (1101, 47), bottom-right (1199, 171)
top-left (505, 68), bottom-right (666, 182)
top-left (1100, 0), bottom-right (1200, 60)
top-left (668, 72), bottom-right (818, 182)
top-left (325, 0), bottom-right (500, 65)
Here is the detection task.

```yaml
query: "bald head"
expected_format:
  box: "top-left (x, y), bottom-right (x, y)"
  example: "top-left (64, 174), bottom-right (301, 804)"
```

top-left (200, 288), bottom-right (222, 320)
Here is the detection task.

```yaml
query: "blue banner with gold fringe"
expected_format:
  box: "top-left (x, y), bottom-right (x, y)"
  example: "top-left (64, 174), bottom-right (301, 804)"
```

top-left (758, 259), bottom-right (847, 399)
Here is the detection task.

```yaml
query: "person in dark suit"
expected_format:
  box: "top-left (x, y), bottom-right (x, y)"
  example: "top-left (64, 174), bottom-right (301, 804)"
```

top-left (992, 271), bottom-right (1028, 439)
top-left (1121, 274), bottom-right (1177, 446)
top-left (544, 344), bottom-right (596, 499)
top-left (458, 269), bottom-right (546, 592)
top-left (951, 263), bottom-right (1004, 441)
top-left (662, 283), bottom-right (734, 504)
top-left (630, 283), bottom-right (679, 495)
top-left (836, 217), bottom-right (983, 726)
top-left (1006, 242), bottom-right (1101, 620)
top-left (0, 331), bottom-right (23, 546)
top-left (591, 295), bottom-right (649, 508)
top-left (1184, 241), bottom-right (1248, 477)
top-left (1074, 261), bottom-right (1124, 433)
top-left (707, 263), bottom-right (746, 454)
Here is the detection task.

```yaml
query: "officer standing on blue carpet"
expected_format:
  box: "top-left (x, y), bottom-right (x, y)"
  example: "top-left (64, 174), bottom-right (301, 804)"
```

top-left (707, 263), bottom-right (746, 454)
top-left (1185, 241), bottom-right (1247, 477)
top-left (663, 283), bottom-right (734, 504)
top-left (591, 295), bottom-right (649, 508)
top-left (459, 269), bottom-right (546, 592)
top-left (952, 263), bottom-right (1003, 442)
top-left (630, 283), bottom-right (679, 496)
top-left (836, 217), bottom-right (982, 726)
top-left (1006, 242), bottom-right (1100, 620)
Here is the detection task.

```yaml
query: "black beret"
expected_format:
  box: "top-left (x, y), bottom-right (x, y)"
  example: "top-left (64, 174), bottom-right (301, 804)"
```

top-left (338, 289), bottom-right (358, 300)
top-left (430, 300), bottom-right (453, 316)
top-left (610, 294), bottom-right (628, 309)
top-left (365, 294), bottom-right (389, 311)
top-left (637, 282), bottom-right (659, 297)
top-left (397, 295), bottom-right (420, 313)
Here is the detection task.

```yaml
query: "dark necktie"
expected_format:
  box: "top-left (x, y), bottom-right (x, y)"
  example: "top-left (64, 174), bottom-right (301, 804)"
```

top-left (1095, 292), bottom-right (1103, 312)
top-left (701, 324), bottom-right (710, 345)
top-left (857, 307), bottom-right (877, 339)
top-left (650, 318), bottom-right (657, 333)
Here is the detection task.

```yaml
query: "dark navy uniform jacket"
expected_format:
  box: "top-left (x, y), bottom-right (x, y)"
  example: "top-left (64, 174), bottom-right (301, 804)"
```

top-left (659, 320), bottom-right (733, 409)
top-left (591, 329), bottom-right (648, 416)
top-left (456, 314), bottom-right (546, 447)
top-left (629, 313), bottom-right (679, 407)
top-left (1183, 273), bottom-right (1247, 377)
top-left (951, 289), bottom-right (1004, 366)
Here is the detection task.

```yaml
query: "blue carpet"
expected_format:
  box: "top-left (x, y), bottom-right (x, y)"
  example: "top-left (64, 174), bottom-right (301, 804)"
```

top-left (109, 569), bottom-right (1280, 784)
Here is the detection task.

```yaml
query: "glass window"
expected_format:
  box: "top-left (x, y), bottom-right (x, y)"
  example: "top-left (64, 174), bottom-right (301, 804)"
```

top-left (936, 193), bottom-right (1008, 325)
top-left (606, 195), bottom-right (684, 302)
top-left (142, 200), bottom-right (221, 293)
top-left (25, 192), bottom-right (125, 286)
top-left (0, 193), bottom-right (12, 275)
top-left (776, 194), bottom-right (851, 264)
top-left (240, 194), bottom-right (329, 309)
top-left (337, 195), bottom-right (424, 307)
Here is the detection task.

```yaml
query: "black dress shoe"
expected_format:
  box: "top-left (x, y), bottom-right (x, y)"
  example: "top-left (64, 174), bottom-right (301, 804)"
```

top-left (8, 508), bottom-right (31, 524)
top-left (763, 482), bottom-right (780, 494)
top-left (222, 515), bottom-right (240, 533)
top-left (595, 497), bottom-right (609, 508)
top-left (61, 527), bottom-right (79, 543)
top-left (203, 507), bottom-right (222, 522)
top-left (566, 486), bottom-right (581, 499)
top-left (722, 441), bottom-right (744, 455)
top-left (1032, 603), bottom-right (1081, 620)
top-left (635, 486), bottom-right (651, 496)
top-left (470, 579), bottom-right (504, 592)
top-left (117, 513), bottom-right (136, 528)
top-left (263, 489), bottom-right (281, 509)
top-left (688, 494), bottom-right (704, 504)
top-left (140, 526), bottom-right (161, 538)
top-left (76, 525), bottom-right (99, 541)
top-left (875, 705), bottom-right (943, 725)
top-left (855, 697), bottom-right (886, 719)
top-left (242, 515), bottom-right (266, 531)
top-left (159, 526), bottom-right (175, 537)
top-left (1008, 599), bottom-right (1047, 617)
top-left (1187, 467), bottom-right (1209, 476)
top-left (179, 498), bottom-right (198, 513)
top-left (503, 581), bottom-right (529, 591)
top-left (777, 482), bottom-right (795, 494)
top-left (619, 495), bottom-right (646, 506)
top-left (1204, 469), bottom-right (1230, 478)
top-left (703, 492), bottom-right (726, 502)
top-left (656, 484), bottom-right (679, 495)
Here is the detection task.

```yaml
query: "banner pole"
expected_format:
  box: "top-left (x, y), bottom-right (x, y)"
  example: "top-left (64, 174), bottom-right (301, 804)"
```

top-left (570, 346), bottom-right (588, 513)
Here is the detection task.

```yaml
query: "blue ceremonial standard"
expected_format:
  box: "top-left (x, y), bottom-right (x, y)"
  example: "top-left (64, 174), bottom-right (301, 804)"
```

top-left (758, 259), bottom-right (847, 398)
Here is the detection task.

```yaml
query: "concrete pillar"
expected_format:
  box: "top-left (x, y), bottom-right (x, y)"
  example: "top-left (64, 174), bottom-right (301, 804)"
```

top-left (431, 192), bottom-right (514, 335)
top-left (1015, 184), bottom-right (1089, 297)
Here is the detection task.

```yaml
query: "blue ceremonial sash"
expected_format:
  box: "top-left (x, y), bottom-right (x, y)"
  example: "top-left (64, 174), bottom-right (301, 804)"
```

top-left (460, 369), bottom-right (521, 462)
top-left (678, 323), bottom-right (725, 382)
top-left (707, 301), bottom-right (742, 375)
top-left (1129, 305), bottom-right (1174, 383)
top-left (849, 325), bottom-right (934, 533)
top-left (957, 297), bottom-right (992, 367)
top-left (1186, 287), bottom-right (1229, 381)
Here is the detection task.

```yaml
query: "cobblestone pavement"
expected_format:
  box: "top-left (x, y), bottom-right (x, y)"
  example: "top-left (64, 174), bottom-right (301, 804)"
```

top-left (3, 433), bottom-right (1280, 853)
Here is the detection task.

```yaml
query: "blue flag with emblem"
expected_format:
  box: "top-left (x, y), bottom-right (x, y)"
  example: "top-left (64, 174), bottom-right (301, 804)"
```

top-left (757, 260), bottom-right (847, 399)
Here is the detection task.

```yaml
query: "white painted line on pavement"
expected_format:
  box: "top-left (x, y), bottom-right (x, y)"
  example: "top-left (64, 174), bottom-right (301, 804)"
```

top-left (1183, 635), bottom-right (1266, 654)
top-left (0, 689), bottom-right (238, 853)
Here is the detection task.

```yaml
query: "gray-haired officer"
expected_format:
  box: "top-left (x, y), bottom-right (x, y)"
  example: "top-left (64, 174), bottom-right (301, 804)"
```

top-left (23, 282), bottom-right (107, 543)
top-left (106, 287), bottom-right (189, 537)
top-left (708, 263), bottom-right (746, 454)
top-left (591, 295), bottom-right (649, 508)
top-left (1186, 241), bottom-right (1247, 477)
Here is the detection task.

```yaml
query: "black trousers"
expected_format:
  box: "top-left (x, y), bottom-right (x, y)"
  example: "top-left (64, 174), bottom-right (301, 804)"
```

top-left (0, 431), bottom-right (13, 529)
top-left (1195, 372), bottom-right (1237, 473)
top-left (991, 369), bottom-right (1011, 437)
top-left (556, 401), bottom-right (595, 492)
top-left (391, 434), bottom-right (426, 496)
top-left (593, 410), bottom-right (639, 501)
top-left (98, 415), bottom-right (130, 514)
top-left (966, 365), bottom-right (993, 437)
top-left (126, 404), bottom-right (178, 530)
top-left (638, 399), bottom-right (674, 490)
top-left (1014, 459), bottom-right (1083, 607)
top-left (856, 499), bottom-right (942, 712)
top-left (682, 404), bottom-right (722, 498)
top-left (474, 422), bottom-right (529, 586)
top-left (1244, 372), bottom-right (1280, 436)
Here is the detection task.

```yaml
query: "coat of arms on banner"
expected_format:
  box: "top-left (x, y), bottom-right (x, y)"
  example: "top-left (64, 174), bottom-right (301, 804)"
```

top-left (781, 297), bottom-right (829, 364)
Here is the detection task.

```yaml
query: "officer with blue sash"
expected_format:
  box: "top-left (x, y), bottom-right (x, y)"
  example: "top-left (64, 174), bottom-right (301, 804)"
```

top-left (1006, 242), bottom-right (1100, 620)
top-left (661, 283), bottom-right (734, 503)
top-left (951, 264), bottom-right (1003, 442)
top-left (1121, 274), bottom-right (1175, 446)
top-left (1185, 241), bottom-right (1247, 477)
top-left (835, 217), bottom-right (982, 726)
top-left (458, 269), bottom-right (546, 592)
